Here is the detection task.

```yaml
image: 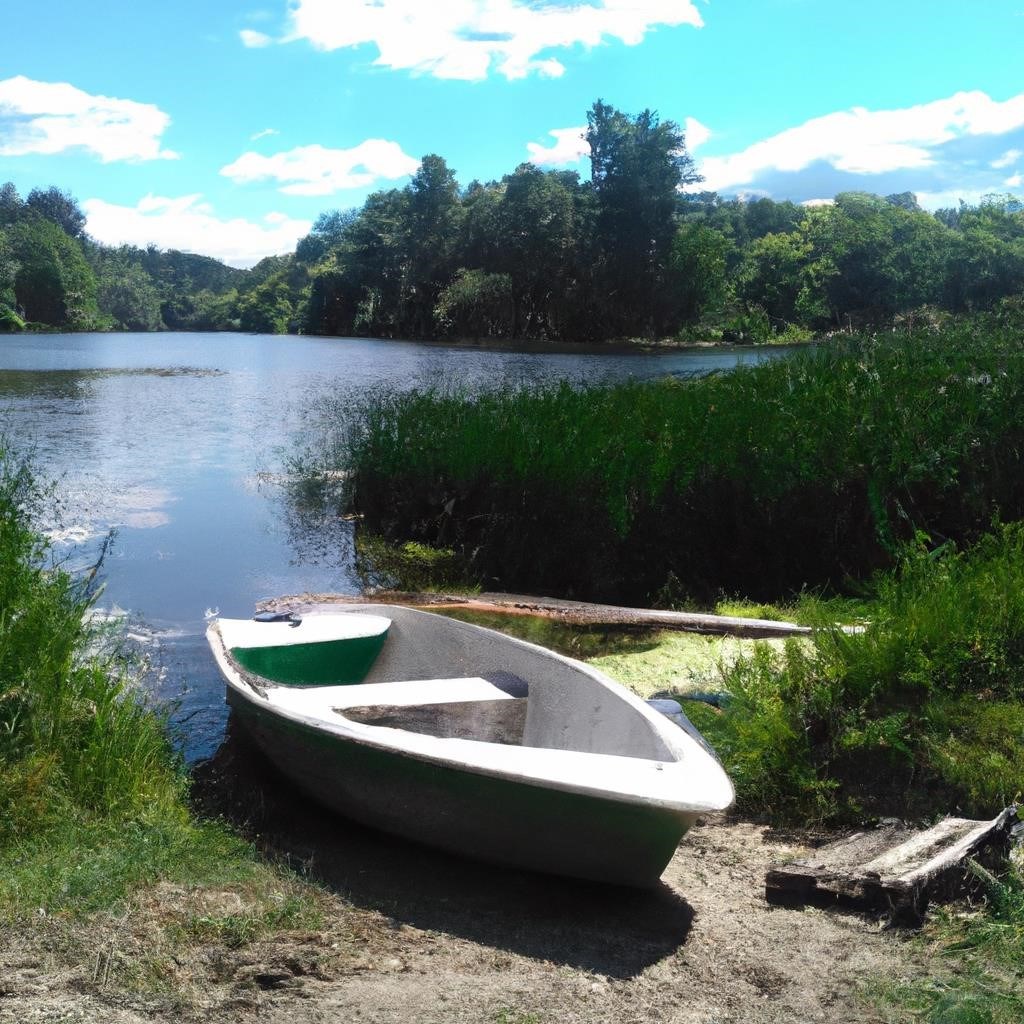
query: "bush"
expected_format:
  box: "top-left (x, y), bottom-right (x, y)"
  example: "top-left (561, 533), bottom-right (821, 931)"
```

top-left (702, 526), bottom-right (1024, 822)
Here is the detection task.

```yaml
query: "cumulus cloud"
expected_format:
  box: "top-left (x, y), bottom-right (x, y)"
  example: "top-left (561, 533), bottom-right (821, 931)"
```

top-left (695, 90), bottom-right (1024, 198)
top-left (685, 116), bottom-right (711, 152)
top-left (83, 194), bottom-right (312, 268)
top-left (267, 0), bottom-right (702, 80)
top-left (220, 140), bottom-right (420, 196)
top-left (527, 126), bottom-right (589, 166)
top-left (240, 29), bottom-right (273, 47)
top-left (0, 75), bottom-right (177, 162)
top-left (991, 148), bottom-right (1021, 169)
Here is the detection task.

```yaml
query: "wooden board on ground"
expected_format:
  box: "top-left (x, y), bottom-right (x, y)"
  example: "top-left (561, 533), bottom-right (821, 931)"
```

top-left (766, 806), bottom-right (1020, 924)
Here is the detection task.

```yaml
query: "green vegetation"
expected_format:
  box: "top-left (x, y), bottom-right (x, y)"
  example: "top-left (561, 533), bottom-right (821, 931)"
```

top-left (332, 324), bottom-right (1024, 603)
top-left (883, 864), bottom-right (1024, 1023)
top-left (0, 443), bottom-right (318, 940)
top-left (4, 102), bottom-right (1024, 341)
top-left (688, 526), bottom-right (1024, 822)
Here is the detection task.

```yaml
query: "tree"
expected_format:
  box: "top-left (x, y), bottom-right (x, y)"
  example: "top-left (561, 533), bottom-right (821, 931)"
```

top-left (26, 187), bottom-right (86, 238)
top-left (6, 214), bottom-right (98, 327)
top-left (434, 269), bottom-right (512, 338)
top-left (404, 155), bottom-right (462, 336)
top-left (95, 255), bottom-right (164, 331)
top-left (0, 182), bottom-right (24, 226)
top-left (736, 231), bottom-right (817, 325)
top-left (670, 222), bottom-right (732, 323)
top-left (493, 164), bottom-right (580, 338)
top-left (586, 100), bottom-right (701, 336)
top-left (295, 209), bottom-right (358, 265)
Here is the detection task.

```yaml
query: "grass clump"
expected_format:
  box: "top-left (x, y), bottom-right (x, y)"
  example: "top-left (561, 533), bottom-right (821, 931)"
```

top-left (330, 325), bottom-right (1024, 604)
top-left (882, 863), bottom-right (1024, 1024)
top-left (698, 525), bottom-right (1024, 823)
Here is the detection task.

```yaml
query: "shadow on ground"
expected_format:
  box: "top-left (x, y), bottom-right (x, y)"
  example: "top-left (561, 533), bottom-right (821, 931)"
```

top-left (192, 717), bottom-right (695, 979)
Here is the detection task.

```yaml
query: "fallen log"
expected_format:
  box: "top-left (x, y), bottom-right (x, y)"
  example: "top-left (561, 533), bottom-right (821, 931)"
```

top-left (257, 590), bottom-right (831, 639)
top-left (766, 806), bottom-right (1020, 924)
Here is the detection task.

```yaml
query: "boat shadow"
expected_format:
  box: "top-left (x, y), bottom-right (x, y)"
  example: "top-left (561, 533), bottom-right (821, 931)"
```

top-left (192, 717), bottom-right (695, 979)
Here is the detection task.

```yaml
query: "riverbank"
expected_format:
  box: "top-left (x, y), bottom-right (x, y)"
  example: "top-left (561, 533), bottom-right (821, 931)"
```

top-left (0, 814), bottom-right (930, 1024)
top-left (3, 409), bottom-right (1021, 1021)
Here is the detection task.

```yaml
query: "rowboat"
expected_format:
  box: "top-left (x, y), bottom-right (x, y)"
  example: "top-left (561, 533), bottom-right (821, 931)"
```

top-left (206, 604), bottom-right (734, 887)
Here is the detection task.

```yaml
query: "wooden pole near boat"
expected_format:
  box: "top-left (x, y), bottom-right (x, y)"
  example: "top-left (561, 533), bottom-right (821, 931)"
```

top-left (257, 591), bottom-right (847, 640)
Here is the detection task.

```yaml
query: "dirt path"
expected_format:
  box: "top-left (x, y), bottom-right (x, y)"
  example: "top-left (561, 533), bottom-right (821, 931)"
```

top-left (1, 741), bottom-right (924, 1024)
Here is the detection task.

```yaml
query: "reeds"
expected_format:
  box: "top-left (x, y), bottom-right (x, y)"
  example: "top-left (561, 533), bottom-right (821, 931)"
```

top-left (338, 324), bottom-right (1024, 602)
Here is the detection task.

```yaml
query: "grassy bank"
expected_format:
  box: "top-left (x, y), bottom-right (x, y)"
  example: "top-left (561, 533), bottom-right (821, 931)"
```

top-left (330, 324), bottom-right (1024, 604)
top-left (681, 526), bottom-right (1024, 823)
top-left (0, 443), bottom-right (323, 997)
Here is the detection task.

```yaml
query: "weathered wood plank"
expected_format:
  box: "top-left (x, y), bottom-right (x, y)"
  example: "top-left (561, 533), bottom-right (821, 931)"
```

top-left (258, 590), bottom-right (827, 639)
top-left (766, 807), bottom-right (1019, 924)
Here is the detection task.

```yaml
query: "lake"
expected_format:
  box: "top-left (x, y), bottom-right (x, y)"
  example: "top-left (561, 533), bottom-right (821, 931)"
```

top-left (1, 331), bottom-right (785, 758)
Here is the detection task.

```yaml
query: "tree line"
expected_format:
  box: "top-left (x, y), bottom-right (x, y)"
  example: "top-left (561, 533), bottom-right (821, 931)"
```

top-left (2, 100), bottom-right (1023, 340)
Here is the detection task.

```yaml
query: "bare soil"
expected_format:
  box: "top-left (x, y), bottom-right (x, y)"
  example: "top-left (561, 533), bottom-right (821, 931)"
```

top-left (0, 733), bottom-right (926, 1024)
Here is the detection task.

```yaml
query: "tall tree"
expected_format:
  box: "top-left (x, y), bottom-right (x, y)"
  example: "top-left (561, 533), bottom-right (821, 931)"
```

top-left (26, 187), bottom-right (86, 238)
top-left (404, 155), bottom-right (461, 336)
top-left (7, 214), bottom-right (98, 327)
top-left (586, 101), bottom-right (701, 337)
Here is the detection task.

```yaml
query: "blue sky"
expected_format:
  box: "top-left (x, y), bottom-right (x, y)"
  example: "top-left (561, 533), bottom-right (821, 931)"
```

top-left (2, 0), bottom-right (1023, 266)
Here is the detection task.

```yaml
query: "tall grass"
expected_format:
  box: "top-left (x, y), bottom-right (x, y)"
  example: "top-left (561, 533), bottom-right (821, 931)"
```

top-left (690, 525), bottom-right (1024, 823)
top-left (0, 444), bottom-right (301, 925)
top-left (0, 445), bottom-right (184, 845)
top-left (334, 325), bottom-right (1024, 602)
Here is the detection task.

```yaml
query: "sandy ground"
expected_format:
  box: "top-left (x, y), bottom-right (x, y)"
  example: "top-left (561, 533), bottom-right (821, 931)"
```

top-left (0, 732), bottom-right (927, 1024)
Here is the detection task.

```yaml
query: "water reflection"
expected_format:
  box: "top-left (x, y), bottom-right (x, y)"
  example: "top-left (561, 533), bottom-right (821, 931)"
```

top-left (1, 332), bottom-right (789, 758)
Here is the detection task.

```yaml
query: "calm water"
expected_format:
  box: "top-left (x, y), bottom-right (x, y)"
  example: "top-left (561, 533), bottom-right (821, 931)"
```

top-left (1, 331), bottom-right (783, 758)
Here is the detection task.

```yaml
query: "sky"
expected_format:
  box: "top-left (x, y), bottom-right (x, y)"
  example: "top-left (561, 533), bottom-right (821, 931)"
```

top-left (2, 0), bottom-right (1024, 267)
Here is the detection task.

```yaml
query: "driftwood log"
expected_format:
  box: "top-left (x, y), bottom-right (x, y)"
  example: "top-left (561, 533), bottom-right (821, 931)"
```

top-left (257, 590), bottom-right (832, 639)
top-left (766, 807), bottom-right (1020, 924)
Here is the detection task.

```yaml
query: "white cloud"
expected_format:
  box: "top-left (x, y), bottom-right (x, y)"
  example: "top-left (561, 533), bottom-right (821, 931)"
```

top-left (991, 148), bottom-right (1021, 169)
top-left (527, 125), bottom-right (589, 166)
top-left (250, 127), bottom-right (280, 141)
top-left (0, 75), bottom-right (177, 162)
top-left (83, 194), bottom-right (312, 268)
top-left (240, 28), bottom-right (273, 48)
top-left (220, 140), bottom-right (420, 195)
top-left (684, 116), bottom-right (711, 152)
top-left (914, 187), bottom-right (1008, 210)
top-left (801, 198), bottom-right (834, 208)
top-left (271, 0), bottom-right (702, 80)
top-left (696, 90), bottom-right (1024, 194)
top-left (1007, 173), bottom-right (1024, 188)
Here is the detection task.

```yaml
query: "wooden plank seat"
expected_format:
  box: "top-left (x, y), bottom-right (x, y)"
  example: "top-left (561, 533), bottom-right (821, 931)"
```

top-left (268, 675), bottom-right (530, 745)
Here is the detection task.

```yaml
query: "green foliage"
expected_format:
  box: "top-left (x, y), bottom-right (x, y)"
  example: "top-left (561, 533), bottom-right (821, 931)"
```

top-left (26, 186), bottom-right (86, 238)
top-left (94, 251), bottom-right (164, 331)
top-left (354, 534), bottom-right (470, 592)
top-left (434, 269), bottom-right (512, 338)
top-left (702, 526), bottom-right (1024, 821)
top-left (6, 213), bottom-right (100, 328)
top-left (0, 446), bottom-right (184, 844)
top-left (882, 864), bottom-right (1024, 1023)
top-left (330, 326), bottom-right (1024, 603)
top-left (670, 222), bottom-right (731, 323)
top-left (0, 444), bottom-right (289, 922)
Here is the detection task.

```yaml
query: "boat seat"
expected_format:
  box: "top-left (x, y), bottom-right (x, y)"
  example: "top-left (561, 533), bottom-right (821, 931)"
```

top-left (268, 675), bottom-right (521, 716)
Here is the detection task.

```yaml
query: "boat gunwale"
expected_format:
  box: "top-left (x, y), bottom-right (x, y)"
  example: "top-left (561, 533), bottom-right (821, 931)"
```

top-left (206, 609), bottom-right (734, 815)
